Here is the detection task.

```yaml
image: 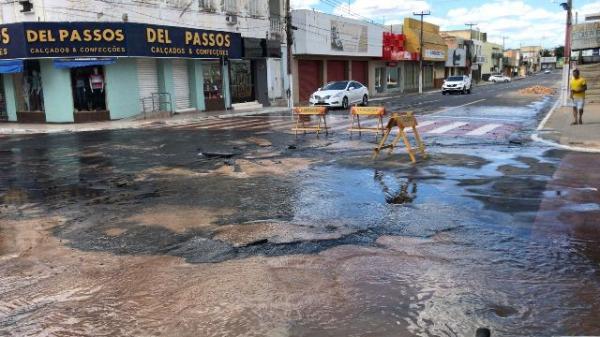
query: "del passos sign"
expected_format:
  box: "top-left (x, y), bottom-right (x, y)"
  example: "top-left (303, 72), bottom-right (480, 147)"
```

top-left (0, 22), bottom-right (242, 59)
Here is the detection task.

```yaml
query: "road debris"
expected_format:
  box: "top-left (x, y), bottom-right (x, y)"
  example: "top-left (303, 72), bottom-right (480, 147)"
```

top-left (519, 85), bottom-right (555, 95)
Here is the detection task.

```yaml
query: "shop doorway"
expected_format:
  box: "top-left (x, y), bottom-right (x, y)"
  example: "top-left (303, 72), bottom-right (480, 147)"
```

top-left (230, 60), bottom-right (254, 104)
top-left (12, 60), bottom-right (45, 123)
top-left (0, 75), bottom-right (7, 121)
top-left (252, 59), bottom-right (269, 107)
top-left (70, 66), bottom-right (109, 122)
top-left (203, 61), bottom-right (225, 111)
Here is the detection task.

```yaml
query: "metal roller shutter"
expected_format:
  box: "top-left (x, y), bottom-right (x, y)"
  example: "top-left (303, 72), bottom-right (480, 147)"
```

top-left (137, 58), bottom-right (159, 111)
top-left (172, 59), bottom-right (191, 111)
top-left (351, 61), bottom-right (367, 86)
top-left (327, 60), bottom-right (346, 82)
top-left (298, 60), bottom-right (320, 102)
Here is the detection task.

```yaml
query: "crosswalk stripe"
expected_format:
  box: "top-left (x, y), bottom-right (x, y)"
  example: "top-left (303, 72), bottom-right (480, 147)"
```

top-left (248, 119), bottom-right (295, 130)
top-left (218, 120), bottom-right (271, 130)
top-left (428, 122), bottom-right (468, 134)
top-left (405, 120), bottom-right (436, 132)
top-left (466, 123), bottom-right (502, 136)
top-left (201, 119), bottom-right (263, 130)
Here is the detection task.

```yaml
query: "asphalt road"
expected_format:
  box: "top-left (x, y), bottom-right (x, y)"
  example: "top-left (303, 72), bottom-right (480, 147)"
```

top-left (2, 70), bottom-right (600, 337)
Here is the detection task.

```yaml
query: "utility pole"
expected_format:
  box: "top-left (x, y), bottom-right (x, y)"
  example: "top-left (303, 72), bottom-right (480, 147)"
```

top-left (465, 23), bottom-right (478, 82)
top-left (285, 0), bottom-right (294, 108)
top-left (413, 11), bottom-right (430, 94)
top-left (561, 0), bottom-right (573, 106)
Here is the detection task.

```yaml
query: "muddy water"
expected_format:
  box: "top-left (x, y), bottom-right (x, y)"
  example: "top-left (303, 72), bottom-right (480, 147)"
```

top-left (1, 128), bottom-right (600, 336)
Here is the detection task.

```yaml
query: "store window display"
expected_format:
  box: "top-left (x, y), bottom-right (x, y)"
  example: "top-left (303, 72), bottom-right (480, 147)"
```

top-left (203, 61), bottom-right (224, 111)
top-left (71, 66), bottom-right (106, 111)
top-left (230, 60), bottom-right (253, 104)
top-left (13, 60), bottom-right (45, 113)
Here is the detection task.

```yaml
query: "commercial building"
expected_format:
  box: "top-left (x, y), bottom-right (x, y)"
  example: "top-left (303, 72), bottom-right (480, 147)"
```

top-left (290, 9), bottom-right (383, 103)
top-left (442, 35), bottom-right (468, 77)
top-left (520, 46), bottom-right (543, 73)
top-left (571, 21), bottom-right (600, 64)
top-left (0, 0), bottom-right (287, 123)
top-left (541, 57), bottom-right (558, 70)
top-left (403, 18), bottom-right (447, 90)
top-left (503, 49), bottom-right (521, 76)
top-left (440, 29), bottom-right (485, 82)
top-left (482, 41), bottom-right (503, 80)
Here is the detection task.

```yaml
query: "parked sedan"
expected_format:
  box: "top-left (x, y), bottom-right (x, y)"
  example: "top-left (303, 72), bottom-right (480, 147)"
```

top-left (309, 80), bottom-right (369, 109)
top-left (489, 74), bottom-right (511, 83)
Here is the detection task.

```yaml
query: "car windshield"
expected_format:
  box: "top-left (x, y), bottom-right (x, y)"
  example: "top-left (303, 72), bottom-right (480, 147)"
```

top-left (447, 76), bottom-right (464, 81)
top-left (322, 81), bottom-right (348, 90)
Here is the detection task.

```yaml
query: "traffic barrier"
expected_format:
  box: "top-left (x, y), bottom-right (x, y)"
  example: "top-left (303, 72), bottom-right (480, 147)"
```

top-left (349, 106), bottom-right (385, 136)
top-left (372, 112), bottom-right (427, 163)
top-left (292, 106), bottom-right (328, 136)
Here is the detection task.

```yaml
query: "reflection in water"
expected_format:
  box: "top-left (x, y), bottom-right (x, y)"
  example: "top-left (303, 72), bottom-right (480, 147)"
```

top-left (374, 170), bottom-right (417, 204)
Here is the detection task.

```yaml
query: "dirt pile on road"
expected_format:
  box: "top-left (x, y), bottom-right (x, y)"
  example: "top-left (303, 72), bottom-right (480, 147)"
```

top-left (519, 85), bottom-right (555, 95)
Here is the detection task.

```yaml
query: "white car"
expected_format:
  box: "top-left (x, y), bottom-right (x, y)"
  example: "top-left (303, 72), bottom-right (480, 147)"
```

top-left (309, 80), bottom-right (369, 109)
top-left (489, 74), bottom-right (511, 83)
top-left (442, 75), bottom-right (472, 95)
top-left (544, 69), bottom-right (551, 74)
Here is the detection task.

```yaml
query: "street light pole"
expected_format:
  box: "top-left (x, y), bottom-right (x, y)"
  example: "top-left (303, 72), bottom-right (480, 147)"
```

top-left (413, 11), bottom-right (430, 94)
top-left (560, 0), bottom-right (572, 106)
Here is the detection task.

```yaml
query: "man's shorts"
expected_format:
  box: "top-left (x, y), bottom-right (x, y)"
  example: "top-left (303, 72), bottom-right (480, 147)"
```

top-left (573, 98), bottom-right (585, 110)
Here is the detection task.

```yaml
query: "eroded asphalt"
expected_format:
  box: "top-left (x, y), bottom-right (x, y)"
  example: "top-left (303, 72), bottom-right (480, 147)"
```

top-left (1, 74), bottom-right (600, 337)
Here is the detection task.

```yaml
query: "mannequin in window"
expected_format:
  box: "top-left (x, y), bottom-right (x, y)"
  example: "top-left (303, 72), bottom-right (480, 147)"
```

top-left (22, 73), bottom-right (31, 111)
top-left (74, 70), bottom-right (88, 111)
top-left (30, 70), bottom-right (42, 111)
top-left (89, 67), bottom-right (105, 110)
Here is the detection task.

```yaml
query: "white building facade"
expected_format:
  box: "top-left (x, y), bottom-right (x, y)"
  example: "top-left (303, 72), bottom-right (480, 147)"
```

top-left (0, 0), bottom-right (287, 123)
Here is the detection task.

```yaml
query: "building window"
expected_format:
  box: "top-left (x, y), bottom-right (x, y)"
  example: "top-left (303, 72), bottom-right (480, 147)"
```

top-left (203, 61), bottom-right (224, 111)
top-left (71, 66), bottom-right (107, 112)
top-left (13, 60), bottom-right (44, 112)
top-left (223, 0), bottom-right (237, 13)
top-left (375, 67), bottom-right (384, 93)
top-left (387, 66), bottom-right (400, 89)
top-left (199, 0), bottom-right (215, 11)
top-left (230, 60), bottom-right (253, 104)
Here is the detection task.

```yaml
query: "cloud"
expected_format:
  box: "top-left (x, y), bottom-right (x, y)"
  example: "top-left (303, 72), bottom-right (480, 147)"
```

top-left (439, 1), bottom-right (567, 48)
top-left (579, 2), bottom-right (600, 15)
top-left (331, 0), bottom-right (431, 24)
top-left (291, 0), bottom-right (319, 9)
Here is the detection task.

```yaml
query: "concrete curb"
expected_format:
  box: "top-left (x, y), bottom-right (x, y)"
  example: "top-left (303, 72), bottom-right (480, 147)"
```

top-left (0, 107), bottom-right (293, 135)
top-left (531, 97), bottom-right (600, 153)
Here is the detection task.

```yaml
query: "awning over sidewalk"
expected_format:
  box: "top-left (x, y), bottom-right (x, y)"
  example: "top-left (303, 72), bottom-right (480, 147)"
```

top-left (0, 59), bottom-right (24, 73)
top-left (53, 58), bottom-right (117, 69)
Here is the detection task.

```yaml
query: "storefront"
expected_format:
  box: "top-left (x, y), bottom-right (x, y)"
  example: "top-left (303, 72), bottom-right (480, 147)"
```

top-left (291, 9), bottom-right (383, 104)
top-left (402, 18), bottom-right (448, 90)
top-left (0, 21), bottom-right (242, 122)
top-left (371, 32), bottom-right (421, 94)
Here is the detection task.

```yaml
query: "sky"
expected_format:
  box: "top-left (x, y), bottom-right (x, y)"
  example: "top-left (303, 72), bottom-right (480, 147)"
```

top-left (291, 0), bottom-right (600, 49)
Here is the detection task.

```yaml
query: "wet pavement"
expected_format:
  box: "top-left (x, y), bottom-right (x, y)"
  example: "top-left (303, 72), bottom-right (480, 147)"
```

top-left (2, 74), bottom-right (600, 336)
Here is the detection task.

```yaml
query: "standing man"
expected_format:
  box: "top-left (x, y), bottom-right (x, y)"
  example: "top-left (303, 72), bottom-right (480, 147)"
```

top-left (570, 69), bottom-right (587, 125)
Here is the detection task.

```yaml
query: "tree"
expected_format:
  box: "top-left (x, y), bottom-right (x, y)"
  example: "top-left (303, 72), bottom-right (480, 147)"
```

top-left (541, 49), bottom-right (553, 57)
top-left (554, 46), bottom-right (564, 57)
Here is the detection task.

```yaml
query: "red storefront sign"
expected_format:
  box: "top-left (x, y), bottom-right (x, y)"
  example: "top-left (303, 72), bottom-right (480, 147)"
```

top-left (382, 32), bottom-right (419, 61)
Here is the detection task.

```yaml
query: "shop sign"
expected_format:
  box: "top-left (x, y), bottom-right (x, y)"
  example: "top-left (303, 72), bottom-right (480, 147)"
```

top-left (424, 49), bottom-right (445, 60)
top-left (540, 57), bottom-right (557, 63)
top-left (0, 21), bottom-right (242, 59)
top-left (571, 22), bottom-right (600, 50)
top-left (445, 48), bottom-right (466, 67)
top-left (331, 20), bottom-right (368, 53)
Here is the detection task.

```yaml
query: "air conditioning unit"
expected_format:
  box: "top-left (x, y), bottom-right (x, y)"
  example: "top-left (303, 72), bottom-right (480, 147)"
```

top-left (225, 14), bottom-right (237, 25)
top-left (18, 0), bottom-right (34, 13)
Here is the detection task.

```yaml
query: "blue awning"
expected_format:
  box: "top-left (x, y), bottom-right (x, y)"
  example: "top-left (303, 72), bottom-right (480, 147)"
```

top-left (0, 60), bottom-right (24, 74)
top-left (53, 58), bottom-right (117, 69)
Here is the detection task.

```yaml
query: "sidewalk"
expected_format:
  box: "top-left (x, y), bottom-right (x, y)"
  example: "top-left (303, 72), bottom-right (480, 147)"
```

top-left (536, 102), bottom-right (600, 150)
top-left (0, 106), bottom-right (292, 135)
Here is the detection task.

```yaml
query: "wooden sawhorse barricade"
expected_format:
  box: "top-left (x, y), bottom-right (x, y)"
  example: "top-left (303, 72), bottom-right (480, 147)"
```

top-left (349, 106), bottom-right (385, 136)
top-left (292, 106), bottom-right (328, 136)
top-left (373, 112), bottom-right (427, 163)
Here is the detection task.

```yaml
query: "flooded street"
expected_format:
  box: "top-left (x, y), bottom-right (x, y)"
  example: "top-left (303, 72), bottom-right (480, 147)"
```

top-left (2, 75), bottom-right (600, 336)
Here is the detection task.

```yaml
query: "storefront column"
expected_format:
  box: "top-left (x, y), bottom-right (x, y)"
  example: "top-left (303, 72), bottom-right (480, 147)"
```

top-left (222, 60), bottom-right (231, 109)
top-left (157, 59), bottom-right (175, 112)
top-left (106, 58), bottom-right (140, 120)
top-left (40, 60), bottom-right (74, 123)
top-left (188, 60), bottom-right (205, 111)
top-left (3, 75), bottom-right (18, 121)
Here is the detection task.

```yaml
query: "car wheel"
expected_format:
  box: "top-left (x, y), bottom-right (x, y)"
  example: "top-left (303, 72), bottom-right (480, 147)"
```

top-left (342, 97), bottom-right (349, 109)
top-left (467, 86), bottom-right (472, 94)
top-left (361, 94), bottom-right (368, 106)
top-left (492, 80), bottom-right (496, 83)
top-left (462, 87), bottom-right (466, 94)
top-left (442, 91), bottom-right (447, 95)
